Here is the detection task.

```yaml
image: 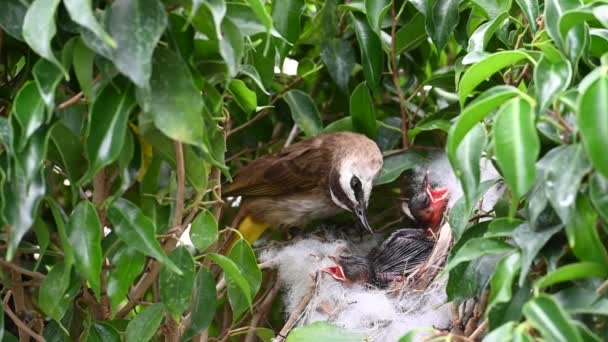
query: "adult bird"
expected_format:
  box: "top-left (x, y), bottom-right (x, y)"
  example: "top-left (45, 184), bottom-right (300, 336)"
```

top-left (224, 132), bottom-right (383, 245)
top-left (322, 229), bottom-right (434, 287)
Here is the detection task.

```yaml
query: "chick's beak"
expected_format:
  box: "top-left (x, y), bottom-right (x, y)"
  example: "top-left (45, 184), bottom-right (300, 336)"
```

top-left (353, 204), bottom-right (373, 235)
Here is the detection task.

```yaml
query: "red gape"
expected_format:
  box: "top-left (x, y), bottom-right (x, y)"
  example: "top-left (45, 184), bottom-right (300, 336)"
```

top-left (424, 186), bottom-right (449, 238)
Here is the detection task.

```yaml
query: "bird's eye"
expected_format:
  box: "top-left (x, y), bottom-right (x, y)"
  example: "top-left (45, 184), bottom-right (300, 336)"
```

top-left (350, 176), bottom-right (361, 190)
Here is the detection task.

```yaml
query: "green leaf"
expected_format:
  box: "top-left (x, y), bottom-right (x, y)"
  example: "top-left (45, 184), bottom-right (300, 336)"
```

top-left (451, 123), bottom-right (486, 208)
top-left (49, 122), bottom-right (85, 184)
top-left (537, 145), bottom-right (592, 224)
top-left (322, 117), bottom-right (354, 133)
top-left (395, 12), bottom-right (426, 54)
top-left (67, 201), bottom-right (103, 298)
top-left (137, 48), bottom-right (206, 149)
top-left (493, 97), bottom-right (539, 200)
top-left (189, 209), bottom-right (218, 251)
top-left (483, 322), bottom-right (516, 342)
top-left (523, 295), bottom-right (583, 342)
top-left (63, 0), bottom-right (116, 48)
top-left (107, 198), bottom-right (182, 275)
top-left (320, 38), bottom-right (355, 94)
top-left (351, 12), bottom-right (383, 91)
top-left (0, 0), bottom-right (27, 40)
top-left (350, 82), bottom-right (377, 138)
top-left (87, 323), bottom-right (121, 342)
top-left (487, 252), bottom-right (521, 313)
top-left (427, 0), bottom-right (460, 51)
top-left (284, 90), bottom-right (323, 136)
top-left (229, 79), bottom-right (257, 115)
top-left (512, 223), bottom-right (563, 286)
top-left (566, 194), bottom-right (608, 265)
top-left (271, 0), bottom-right (305, 57)
top-left (534, 54), bottom-right (572, 111)
top-left (160, 246), bottom-right (196, 319)
top-left (32, 59), bottom-right (64, 111)
top-left (245, 0), bottom-right (273, 31)
top-left (545, 0), bottom-right (587, 64)
top-left (106, 0), bottom-right (167, 87)
top-left (535, 262), bottom-right (608, 290)
top-left (458, 51), bottom-right (534, 104)
top-left (205, 253), bottom-right (252, 311)
top-left (514, 0), bottom-right (539, 34)
top-left (447, 86), bottom-right (524, 160)
top-left (38, 263), bottom-right (71, 321)
top-left (286, 321), bottom-right (365, 342)
top-left (125, 303), bottom-right (165, 342)
top-left (447, 237), bottom-right (514, 271)
top-left (219, 17), bottom-right (244, 77)
top-left (376, 151), bottom-right (425, 185)
top-left (47, 198), bottom-right (74, 266)
top-left (22, 0), bottom-right (67, 77)
top-left (590, 173), bottom-right (608, 222)
top-left (227, 240), bottom-right (262, 320)
top-left (81, 81), bottom-right (136, 184)
top-left (365, 0), bottom-right (388, 32)
top-left (182, 268), bottom-right (217, 340)
top-left (11, 82), bottom-right (45, 147)
top-left (107, 246), bottom-right (145, 315)
top-left (463, 12), bottom-right (509, 64)
top-left (73, 38), bottom-right (96, 101)
top-left (239, 65), bottom-right (271, 95)
top-left (578, 73), bottom-right (608, 179)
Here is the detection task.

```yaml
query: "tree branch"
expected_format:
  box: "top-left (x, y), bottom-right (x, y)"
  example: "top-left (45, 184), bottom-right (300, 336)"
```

top-left (0, 260), bottom-right (45, 280)
top-left (3, 292), bottom-right (45, 342)
top-left (276, 272), bottom-right (318, 341)
top-left (390, 0), bottom-right (409, 150)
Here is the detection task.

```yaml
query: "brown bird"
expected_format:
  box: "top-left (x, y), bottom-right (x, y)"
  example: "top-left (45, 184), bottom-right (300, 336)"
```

top-left (322, 229), bottom-right (434, 286)
top-left (224, 132), bottom-right (383, 244)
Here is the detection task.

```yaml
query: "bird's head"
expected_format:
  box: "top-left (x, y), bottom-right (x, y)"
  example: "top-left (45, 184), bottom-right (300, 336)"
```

top-left (322, 254), bottom-right (370, 284)
top-left (408, 173), bottom-right (450, 232)
top-left (328, 150), bottom-right (383, 235)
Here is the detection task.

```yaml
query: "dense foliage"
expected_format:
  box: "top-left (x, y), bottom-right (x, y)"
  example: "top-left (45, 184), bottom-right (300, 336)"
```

top-left (0, 0), bottom-right (607, 341)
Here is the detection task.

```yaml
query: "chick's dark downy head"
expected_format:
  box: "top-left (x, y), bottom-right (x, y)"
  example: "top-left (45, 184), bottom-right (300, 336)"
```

top-left (322, 255), bottom-right (371, 284)
top-left (407, 173), bottom-right (449, 233)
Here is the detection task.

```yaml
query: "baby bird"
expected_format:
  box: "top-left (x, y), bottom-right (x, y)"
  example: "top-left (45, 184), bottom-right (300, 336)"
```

top-left (404, 173), bottom-right (449, 237)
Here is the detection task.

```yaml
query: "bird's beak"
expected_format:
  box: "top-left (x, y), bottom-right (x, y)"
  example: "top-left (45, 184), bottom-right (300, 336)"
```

top-left (321, 265), bottom-right (347, 282)
top-left (353, 204), bottom-right (373, 235)
top-left (426, 186), bottom-right (450, 204)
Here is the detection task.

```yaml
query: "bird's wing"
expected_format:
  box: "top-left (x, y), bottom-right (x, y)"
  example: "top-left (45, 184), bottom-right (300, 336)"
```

top-left (370, 231), bottom-right (434, 276)
top-left (224, 139), bottom-right (329, 197)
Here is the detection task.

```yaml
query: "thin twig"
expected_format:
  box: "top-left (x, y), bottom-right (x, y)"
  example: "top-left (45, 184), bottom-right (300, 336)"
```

top-left (284, 125), bottom-right (300, 148)
top-left (276, 272), bottom-right (319, 341)
top-left (244, 275), bottom-right (282, 342)
top-left (597, 279), bottom-right (608, 295)
top-left (0, 260), bottom-right (45, 280)
top-left (3, 292), bottom-right (45, 342)
top-left (390, 0), bottom-right (409, 150)
top-left (57, 74), bottom-right (102, 109)
top-left (513, 64), bottom-right (531, 87)
top-left (469, 319), bottom-right (488, 341)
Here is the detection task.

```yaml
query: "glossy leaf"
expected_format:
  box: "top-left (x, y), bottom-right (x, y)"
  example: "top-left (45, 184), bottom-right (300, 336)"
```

top-left (22, 0), bottom-right (67, 76)
top-left (11, 82), bottom-right (45, 147)
top-left (272, 0), bottom-right (304, 57)
top-left (107, 198), bottom-right (182, 275)
top-left (205, 253), bottom-right (252, 311)
top-left (463, 12), bottom-right (509, 64)
top-left (284, 90), bottom-right (323, 136)
top-left (535, 262), bottom-right (608, 290)
top-left (350, 82), bottom-right (377, 138)
top-left (395, 12), bottom-right (426, 53)
top-left (545, 0), bottom-right (587, 64)
top-left (229, 79), bottom-right (257, 115)
top-left (320, 38), bottom-right (355, 94)
top-left (160, 246), bottom-right (196, 319)
top-left (427, 0), bottom-right (460, 51)
top-left (183, 268), bottom-right (217, 340)
top-left (64, 0), bottom-right (116, 48)
top-left (487, 252), bottom-right (521, 313)
top-left (32, 59), bottom-right (64, 110)
top-left (376, 151), bottom-right (425, 185)
top-left (589, 173), bottom-right (608, 222)
top-left (566, 194), bottom-right (608, 265)
top-left (245, 0), bottom-right (273, 31)
top-left (523, 295), bottom-right (583, 342)
top-left (578, 73), bottom-right (608, 179)
top-left (447, 237), bottom-right (514, 271)
top-left (67, 201), bottom-right (103, 298)
top-left (87, 323), bottom-right (122, 342)
top-left (107, 246), bottom-right (145, 314)
top-left (534, 54), bottom-right (572, 111)
top-left (286, 321), bottom-right (365, 342)
top-left (189, 209), bottom-right (218, 251)
top-left (512, 223), bottom-right (563, 286)
top-left (81, 81), bottom-right (136, 183)
top-left (365, 0), bottom-right (388, 32)
top-left (227, 240), bottom-right (262, 320)
top-left (219, 17), bottom-right (244, 77)
top-left (73, 38), bottom-right (96, 101)
top-left (351, 12), bottom-right (383, 91)
top-left (137, 48), bottom-right (206, 150)
top-left (451, 123), bottom-right (486, 208)
top-left (38, 263), bottom-right (71, 321)
top-left (493, 97), bottom-right (539, 200)
top-left (459, 51), bottom-right (534, 104)
top-left (125, 303), bottom-right (165, 342)
top-left (448, 86), bottom-right (524, 159)
top-left (0, 0), bottom-right (27, 40)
